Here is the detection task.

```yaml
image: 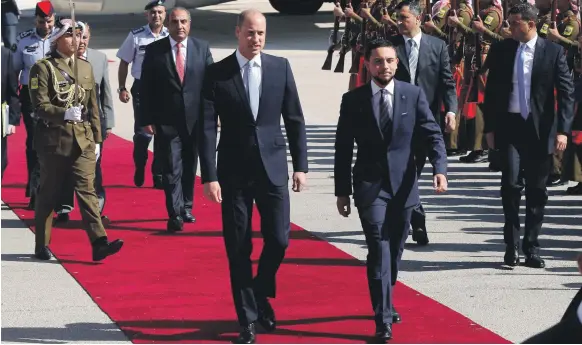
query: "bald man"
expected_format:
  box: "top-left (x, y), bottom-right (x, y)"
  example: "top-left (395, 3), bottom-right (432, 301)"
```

top-left (200, 9), bottom-right (308, 344)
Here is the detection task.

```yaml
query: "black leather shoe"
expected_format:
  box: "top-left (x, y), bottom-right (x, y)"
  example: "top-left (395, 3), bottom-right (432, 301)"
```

top-left (234, 323), bottom-right (256, 344)
top-left (504, 245), bottom-right (519, 266)
top-left (392, 305), bottom-right (401, 323)
top-left (411, 227), bottom-right (429, 246)
top-left (374, 323), bottom-right (392, 342)
top-left (53, 213), bottom-right (70, 225)
top-left (256, 297), bottom-right (276, 332)
top-left (447, 149), bottom-right (466, 157)
top-left (34, 246), bottom-right (52, 260)
top-left (167, 216), bottom-right (184, 232)
top-left (92, 237), bottom-right (124, 261)
top-left (181, 211), bottom-right (196, 223)
top-left (524, 254), bottom-right (545, 268)
top-left (460, 150), bottom-right (488, 163)
top-left (546, 177), bottom-right (567, 187)
top-left (153, 175), bottom-right (164, 189)
top-left (134, 167), bottom-right (145, 187)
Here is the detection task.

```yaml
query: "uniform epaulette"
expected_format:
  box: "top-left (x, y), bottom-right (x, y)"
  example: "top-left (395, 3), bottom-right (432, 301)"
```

top-left (16, 29), bottom-right (34, 42)
top-left (131, 26), bottom-right (146, 35)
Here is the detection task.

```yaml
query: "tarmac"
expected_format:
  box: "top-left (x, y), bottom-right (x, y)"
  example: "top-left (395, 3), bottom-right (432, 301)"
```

top-left (2, 0), bottom-right (581, 343)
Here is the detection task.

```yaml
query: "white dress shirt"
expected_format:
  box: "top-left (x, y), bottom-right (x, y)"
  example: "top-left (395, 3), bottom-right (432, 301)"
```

top-left (168, 36), bottom-right (187, 67)
top-left (371, 78), bottom-right (395, 126)
top-left (236, 49), bottom-right (262, 97)
top-left (509, 34), bottom-right (537, 113)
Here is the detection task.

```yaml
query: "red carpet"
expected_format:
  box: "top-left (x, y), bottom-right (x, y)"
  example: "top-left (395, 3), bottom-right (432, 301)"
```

top-left (1, 129), bottom-right (510, 343)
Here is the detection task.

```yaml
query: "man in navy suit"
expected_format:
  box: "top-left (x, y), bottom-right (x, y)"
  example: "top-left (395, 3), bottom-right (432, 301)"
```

top-left (334, 39), bottom-right (447, 341)
top-left (140, 7), bottom-right (214, 231)
top-left (199, 9), bottom-right (308, 344)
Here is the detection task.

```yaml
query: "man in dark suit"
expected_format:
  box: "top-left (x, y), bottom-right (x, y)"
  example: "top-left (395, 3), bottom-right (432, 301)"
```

top-left (522, 254), bottom-right (582, 343)
top-left (334, 39), bottom-right (447, 341)
top-left (140, 7), bottom-right (214, 231)
top-left (482, 2), bottom-right (574, 268)
top-left (199, 9), bottom-right (308, 344)
top-left (1, 45), bottom-right (21, 179)
top-left (390, 0), bottom-right (457, 246)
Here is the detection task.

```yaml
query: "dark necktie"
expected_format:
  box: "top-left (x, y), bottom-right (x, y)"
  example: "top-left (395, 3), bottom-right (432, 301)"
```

top-left (379, 89), bottom-right (392, 133)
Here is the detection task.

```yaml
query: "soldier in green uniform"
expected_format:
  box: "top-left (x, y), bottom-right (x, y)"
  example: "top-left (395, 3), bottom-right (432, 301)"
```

top-left (545, 0), bottom-right (580, 185)
top-left (535, 0), bottom-right (552, 38)
top-left (28, 18), bottom-right (123, 261)
top-left (424, 0), bottom-right (474, 155)
top-left (448, 0), bottom-right (503, 164)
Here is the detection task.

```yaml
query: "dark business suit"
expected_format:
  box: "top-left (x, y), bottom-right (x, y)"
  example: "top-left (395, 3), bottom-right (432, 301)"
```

top-left (390, 33), bottom-right (457, 240)
top-left (1, 45), bottom-right (21, 178)
top-left (523, 287), bottom-right (582, 343)
top-left (140, 36), bottom-right (213, 220)
top-left (55, 48), bottom-right (115, 216)
top-left (1, 0), bottom-right (19, 50)
top-left (200, 52), bottom-right (308, 326)
top-left (482, 37), bottom-right (574, 257)
top-left (334, 80), bottom-right (447, 326)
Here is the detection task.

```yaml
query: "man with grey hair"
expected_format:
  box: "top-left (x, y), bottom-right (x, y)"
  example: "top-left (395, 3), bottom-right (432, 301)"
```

top-left (140, 6), bottom-right (214, 231)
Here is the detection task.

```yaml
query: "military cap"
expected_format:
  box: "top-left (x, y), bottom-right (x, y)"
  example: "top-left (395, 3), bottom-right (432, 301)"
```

top-left (144, 0), bottom-right (166, 10)
top-left (35, 0), bottom-right (55, 18)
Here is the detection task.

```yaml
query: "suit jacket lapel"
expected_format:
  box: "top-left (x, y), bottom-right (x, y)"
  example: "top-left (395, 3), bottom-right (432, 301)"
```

top-left (396, 37), bottom-right (410, 75)
top-left (256, 54), bottom-right (274, 123)
top-left (229, 53), bottom-right (255, 121)
top-left (184, 37), bottom-right (195, 86)
top-left (417, 35), bottom-right (429, 75)
top-left (530, 37), bottom-right (546, 100)
top-left (165, 38), bottom-right (180, 87)
top-left (363, 83), bottom-right (384, 140)
top-left (391, 80), bottom-right (404, 139)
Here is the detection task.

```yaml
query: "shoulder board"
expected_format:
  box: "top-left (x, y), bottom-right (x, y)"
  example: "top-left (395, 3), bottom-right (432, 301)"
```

top-left (131, 27), bottom-right (146, 35)
top-left (16, 29), bottom-right (34, 41)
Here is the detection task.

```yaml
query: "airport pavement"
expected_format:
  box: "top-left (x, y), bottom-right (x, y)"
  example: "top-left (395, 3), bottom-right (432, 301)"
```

top-left (2, 0), bottom-right (581, 343)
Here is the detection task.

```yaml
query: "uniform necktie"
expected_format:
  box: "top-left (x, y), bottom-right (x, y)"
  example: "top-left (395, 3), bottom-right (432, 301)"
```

top-left (379, 89), bottom-right (392, 133)
top-left (245, 61), bottom-right (259, 119)
top-left (517, 44), bottom-right (529, 120)
top-left (408, 39), bottom-right (418, 85)
top-left (176, 43), bottom-right (184, 84)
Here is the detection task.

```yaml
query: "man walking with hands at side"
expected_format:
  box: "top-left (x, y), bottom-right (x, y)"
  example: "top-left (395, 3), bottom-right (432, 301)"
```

top-left (200, 9), bottom-right (308, 344)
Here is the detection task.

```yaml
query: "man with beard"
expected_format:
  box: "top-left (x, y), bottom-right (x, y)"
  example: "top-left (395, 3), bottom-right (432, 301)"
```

top-left (54, 21), bottom-right (115, 223)
top-left (28, 18), bottom-right (123, 261)
top-left (334, 39), bottom-right (447, 341)
top-left (12, 0), bottom-right (55, 209)
top-left (117, 0), bottom-right (168, 189)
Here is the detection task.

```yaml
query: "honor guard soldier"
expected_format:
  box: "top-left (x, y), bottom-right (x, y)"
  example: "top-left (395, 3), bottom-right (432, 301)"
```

top-left (116, 0), bottom-right (168, 189)
top-left (12, 0), bottom-right (55, 208)
top-left (535, 0), bottom-right (552, 38)
top-left (28, 18), bottom-right (124, 261)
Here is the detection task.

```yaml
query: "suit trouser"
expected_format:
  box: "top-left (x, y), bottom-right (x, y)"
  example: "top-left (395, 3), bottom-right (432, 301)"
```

top-left (131, 80), bottom-right (161, 177)
top-left (357, 188), bottom-right (412, 326)
top-left (411, 144), bottom-right (427, 231)
top-left (55, 130), bottom-right (107, 215)
top-left (1, 135), bottom-right (7, 179)
top-left (1, 24), bottom-right (16, 49)
top-left (500, 113), bottom-right (551, 255)
top-left (35, 138), bottom-right (107, 247)
top-left (156, 125), bottom-right (197, 218)
top-left (19, 86), bottom-right (40, 197)
top-left (221, 149), bottom-right (290, 327)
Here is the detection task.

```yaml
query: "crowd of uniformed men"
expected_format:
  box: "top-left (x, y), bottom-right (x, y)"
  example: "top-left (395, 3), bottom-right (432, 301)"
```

top-left (328, 0), bottom-right (582, 194)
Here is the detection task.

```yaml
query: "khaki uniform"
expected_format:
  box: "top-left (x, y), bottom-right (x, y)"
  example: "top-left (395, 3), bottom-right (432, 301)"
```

top-left (28, 50), bottom-right (106, 247)
top-left (537, 11), bottom-right (552, 39)
top-left (456, 5), bottom-right (501, 153)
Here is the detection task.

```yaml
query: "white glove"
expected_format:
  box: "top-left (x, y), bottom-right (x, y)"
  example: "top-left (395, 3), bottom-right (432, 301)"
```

top-left (95, 143), bottom-right (101, 161)
top-left (64, 106), bottom-right (83, 122)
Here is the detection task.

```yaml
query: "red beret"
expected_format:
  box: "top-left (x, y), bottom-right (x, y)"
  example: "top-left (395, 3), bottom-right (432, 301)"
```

top-left (35, 1), bottom-right (55, 18)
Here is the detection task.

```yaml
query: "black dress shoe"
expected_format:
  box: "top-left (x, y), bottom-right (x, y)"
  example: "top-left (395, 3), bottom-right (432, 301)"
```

top-left (92, 237), bottom-right (124, 261)
top-left (53, 213), bottom-right (70, 225)
top-left (34, 246), bottom-right (52, 260)
top-left (153, 175), bottom-right (164, 189)
top-left (167, 216), bottom-right (184, 232)
top-left (392, 305), bottom-right (401, 323)
top-left (411, 227), bottom-right (429, 246)
top-left (546, 176), bottom-right (567, 187)
top-left (134, 167), bottom-right (145, 187)
top-left (524, 254), bottom-right (545, 268)
top-left (447, 149), bottom-right (466, 157)
top-left (374, 323), bottom-right (392, 342)
top-left (234, 323), bottom-right (256, 344)
top-left (181, 211), bottom-right (196, 223)
top-left (256, 297), bottom-right (276, 332)
top-left (460, 150), bottom-right (488, 163)
top-left (504, 245), bottom-right (520, 266)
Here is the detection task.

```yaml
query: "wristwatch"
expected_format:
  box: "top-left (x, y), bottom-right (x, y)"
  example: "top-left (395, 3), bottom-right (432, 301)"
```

top-left (117, 86), bottom-right (127, 93)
